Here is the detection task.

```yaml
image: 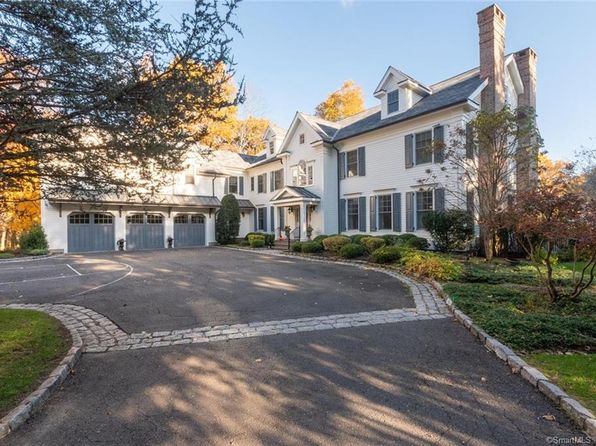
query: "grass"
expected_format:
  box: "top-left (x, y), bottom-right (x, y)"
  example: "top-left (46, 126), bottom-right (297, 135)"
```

top-left (0, 309), bottom-right (71, 417)
top-left (525, 353), bottom-right (596, 414)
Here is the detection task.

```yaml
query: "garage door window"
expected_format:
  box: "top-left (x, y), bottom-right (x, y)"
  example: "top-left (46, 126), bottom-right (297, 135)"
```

top-left (127, 214), bottom-right (144, 224)
top-left (94, 213), bottom-right (113, 224)
top-left (191, 215), bottom-right (204, 224)
top-left (174, 214), bottom-right (188, 224)
top-left (147, 214), bottom-right (163, 224)
top-left (69, 213), bottom-right (90, 224)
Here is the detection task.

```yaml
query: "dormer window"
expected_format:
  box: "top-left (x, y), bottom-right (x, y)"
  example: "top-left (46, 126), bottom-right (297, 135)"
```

top-left (269, 140), bottom-right (274, 154)
top-left (387, 90), bottom-right (399, 114)
top-left (299, 133), bottom-right (305, 144)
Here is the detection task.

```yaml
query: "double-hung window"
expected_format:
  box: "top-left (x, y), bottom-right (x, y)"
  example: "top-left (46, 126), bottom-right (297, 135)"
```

top-left (387, 90), bottom-right (399, 114)
top-left (347, 198), bottom-right (359, 230)
top-left (257, 174), bottom-right (266, 193)
top-left (269, 141), bottom-right (274, 154)
top-left (273, 169), bottom-right (284, 190)
top-left (378, 195), bottom-right (392, 230)
top-left (416, 190), bottom-right (433, 229)
top-left (415, 130), bottom-right (433, 165)
top-left (346, 150), bottom-right (358, 177)
top-left (228, 176), bottom-right (238, 194)
top-left (257, 208), bottom-right (265, 231)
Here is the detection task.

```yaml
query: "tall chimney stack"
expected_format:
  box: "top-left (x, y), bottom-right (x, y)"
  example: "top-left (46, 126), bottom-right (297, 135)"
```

top-left (477, 4), bottom-right (506, 112)
top-left (514, 47), bottom-right (539, 190)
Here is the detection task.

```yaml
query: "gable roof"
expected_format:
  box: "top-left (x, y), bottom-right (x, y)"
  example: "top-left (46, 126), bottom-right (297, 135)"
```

top-left (332, 74), bottom-right (484, 142)
top-left (374, 66), bottom-right (431, 96)
top-left (270, 186), bottom-right (321, 202)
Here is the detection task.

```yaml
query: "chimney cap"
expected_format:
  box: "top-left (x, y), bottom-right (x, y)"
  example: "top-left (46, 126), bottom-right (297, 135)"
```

top-left (477, 3), bottom-right (506, 22)
top-left (516, 47), bottom-right (538, 59)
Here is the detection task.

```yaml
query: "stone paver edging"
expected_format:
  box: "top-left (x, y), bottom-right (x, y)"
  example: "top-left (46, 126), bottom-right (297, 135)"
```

top-left (0, 310), bottom-right (82, 439)
top-left (430, 280), bottom-right (596, 440)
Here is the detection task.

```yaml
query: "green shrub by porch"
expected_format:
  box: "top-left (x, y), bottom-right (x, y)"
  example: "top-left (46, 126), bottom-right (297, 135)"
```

top-left (301, 241), bottom-right (323, 253)
top-left (396, 234), bottom-right (429, 250)
top-left (19, 224), bottom-right (48, 253)
top-left (339, 243), bottom-right (366, 259)
top-left (361, 237), bottom-right (386, 253)
top-left (350, 234), bottom-right (368, 245)
top-left (216, 195), bottom-right (241, 245)
top-left (292, 242), bottom-right (303, 252)
top-left (370, 246), bottom-right (402, 264)
top-left (322, 235), bottom-right (350, 252)
top-left (381, 234), bottom-right (400, 246)
top-left (313, 234), bottom-right (329, 243)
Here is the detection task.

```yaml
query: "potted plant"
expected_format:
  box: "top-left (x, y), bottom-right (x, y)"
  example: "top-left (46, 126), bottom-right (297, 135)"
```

top-left (306, 225), bottom-right (313, 240)
top-left (284, 226), bottom-right (291, 251)
top-left (117, 239), bottom-right (125, 251)
top-left (167, 236), bottom-right (174, 248)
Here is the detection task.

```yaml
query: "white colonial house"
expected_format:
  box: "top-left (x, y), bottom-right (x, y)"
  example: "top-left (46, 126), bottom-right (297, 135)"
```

top-left (41, 4), bottom-right (537, 253)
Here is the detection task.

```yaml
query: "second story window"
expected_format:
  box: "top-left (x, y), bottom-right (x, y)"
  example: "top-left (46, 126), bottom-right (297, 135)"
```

top-left (346, 150), bottom-right (358, 177)
top-left (299, 133), bottom-right (305, 144)
top-left (415, 130), bottom-right (433, 165)
top-left (387, 90), bottom-right (399, 114)
top-left (291, 163), bottom-right (313, 186)
top-left (184, 164), bottom-right (195, 185)
top-left (257, 173), bottom-right (266, 193)
top-left (272, 169), bottom-right (284, 191)
top-left (229, 176), bottom-right (238, 194)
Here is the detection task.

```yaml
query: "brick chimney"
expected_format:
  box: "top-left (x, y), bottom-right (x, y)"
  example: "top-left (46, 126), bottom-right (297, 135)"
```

top-left (514, 48), bottom-right (539, 190)
top-left (477, 4), bottom-right (506, 112)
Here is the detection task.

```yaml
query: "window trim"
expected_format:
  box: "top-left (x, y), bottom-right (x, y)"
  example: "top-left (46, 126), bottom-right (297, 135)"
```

top-left (377, 194), bottom-right (392, 230)
top-left (387, 89), bottom-right (399, 114)
top-left (347, 198), bottom-right (359, 231)
top-left (257, 207), bottom-right (266, 231)
top-left (257, 173), bottom-right (266, 193)
top-left (228, 176), bottom-right (239, 194)
top-left (273, 168), bottom-right (284, 191)
top-left (414, 130), bottom-right (433, 166)
top-left (346, 150), bottom-right (358, 178)
top-left (415, 190), bottom-right (434, 230)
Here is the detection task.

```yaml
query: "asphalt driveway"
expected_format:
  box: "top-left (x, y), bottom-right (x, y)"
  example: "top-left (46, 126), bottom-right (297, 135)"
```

top-left (0, 248), bottom-right (584, 445)
top-left (4, 319), bottom-right (581, 446)
top-left (0, 248), bottom-right (411, 333)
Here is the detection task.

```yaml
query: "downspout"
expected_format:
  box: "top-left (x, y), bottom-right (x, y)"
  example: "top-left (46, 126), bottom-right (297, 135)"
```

top-left (331, 143), bottom-right (341, 234)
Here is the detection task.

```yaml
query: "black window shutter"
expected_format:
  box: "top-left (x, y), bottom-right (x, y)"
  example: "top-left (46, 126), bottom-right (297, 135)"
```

top-left (224, 177), bottom-right (229, 195)
top-left (253, 209), bottom-right (257, 231)
top-left (339, 152), bottom-right (346, 180)
top-left (465, 123), bottom-right (474, 159)
top-left (263, 207), bottom-right (267, 233)
top-left (358, 196), bottom-right (366, 232)
top-left (369, 196), bottom-right (377, 232)
top-left (466, 189), bottom-right (475, 215)
top-left (435, 188), bottom-right (445, 212)
top-left (270, 172), bottom-right (274, 191)
top-left (433, 125), bottom-right (444, 163)
top-left (405, 192), bottom-right (415, 232)
top-left (239, 177), bottom-right (244, 196)
top-left (392, 193), bottom-right (401, 232)
top-left (270, 207), bottom-right (275, 233)
top-left (357, 146), bottom-right (366, 176)
top-left (250, 176), bottom-right (254, 191)
top-left (405, 134), bottom-right (414, 168)
top-left (339, 199), bottom-right (346, 232)
top-left (263, 174), bottom-right (268, 193)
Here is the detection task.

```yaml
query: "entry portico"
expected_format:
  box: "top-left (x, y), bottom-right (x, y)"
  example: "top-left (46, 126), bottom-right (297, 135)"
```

top-left (269, 186), bottom-right (321, 240)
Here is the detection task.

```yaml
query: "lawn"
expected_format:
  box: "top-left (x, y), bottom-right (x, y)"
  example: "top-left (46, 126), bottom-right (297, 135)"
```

top-left (525, 353), bottom-right (595, 414)
top-left (0, 309), bottom-right (71, 417)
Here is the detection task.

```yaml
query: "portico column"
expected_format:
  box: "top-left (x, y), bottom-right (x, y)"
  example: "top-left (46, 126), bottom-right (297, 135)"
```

top-left (299, 202), bottom-right (307, 241)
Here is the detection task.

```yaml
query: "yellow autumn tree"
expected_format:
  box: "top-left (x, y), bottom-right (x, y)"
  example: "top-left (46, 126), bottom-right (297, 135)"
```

top-left (179, 60), bottom-right (269, 154)
top-left (315, 80), bottom-right (365, 122)
top-left (537, 153), bottom-right (583, 193)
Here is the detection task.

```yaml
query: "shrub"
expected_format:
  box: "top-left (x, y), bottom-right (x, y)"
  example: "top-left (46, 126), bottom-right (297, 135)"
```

top-left (301, 241), bottom-right (324, 253)
top-left (248, 234), bottom-right (265, 248)
top-left (350, 234), bottom-right (368, 245)
top-left (24, 248), bottom-right (49, 256)
top-left (313, 234), bottom-right (329, 243)
top-left (401, 251), bottom-right (462, 281)
top-left (216, 195), bottom-right (240, 245)
top-left (396, 235), bottom-right (429, 250)
top-left (322, 235), bottom-right (351, 252)
top-left (370, 246), bottom-right (402, 264)
top-left (292, 242), bottom-right (303, 252)
top-left (238, 240), bottom-right (250, 247)
top-left (361, 236), bottom-right (386, 253)
top-left (263, 233), bottom-right (275, 248)
top-left (19, 224), bottom-right (48, 251)
top-left (381, 234), bottom-right (400, 246)
top-left (422, 210), bottom-right (474, 252)
top-left (339, 243), bottom-right (366, 259)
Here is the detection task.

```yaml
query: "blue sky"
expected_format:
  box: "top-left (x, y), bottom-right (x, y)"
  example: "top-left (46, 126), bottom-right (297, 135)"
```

top-left (159, 1), bottom-right (596, 161)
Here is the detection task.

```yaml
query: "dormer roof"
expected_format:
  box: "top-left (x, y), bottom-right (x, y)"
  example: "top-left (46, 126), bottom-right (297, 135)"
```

top-left (373, 66), bottom-right (431, 98)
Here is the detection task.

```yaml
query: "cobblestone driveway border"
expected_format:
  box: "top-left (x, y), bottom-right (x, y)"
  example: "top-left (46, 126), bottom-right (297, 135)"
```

top-left (0, 308), bottom-right (82, 439)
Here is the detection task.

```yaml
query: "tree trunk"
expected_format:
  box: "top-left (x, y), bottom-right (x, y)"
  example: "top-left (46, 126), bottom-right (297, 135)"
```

top-left (483, 230), bottom-right (494, 262)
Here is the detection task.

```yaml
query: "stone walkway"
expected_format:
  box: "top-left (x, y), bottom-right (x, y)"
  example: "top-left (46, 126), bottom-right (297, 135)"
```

top-left (1, 259), bottom-right (449, 353)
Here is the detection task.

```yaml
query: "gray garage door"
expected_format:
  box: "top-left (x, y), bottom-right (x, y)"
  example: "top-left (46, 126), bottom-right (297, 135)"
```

top-left (68, 212), bottom-right (115, 253)
top-left (126, 213), bottom-right (164, 250)
top-left (173, 214), bottom-right (205, 247)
